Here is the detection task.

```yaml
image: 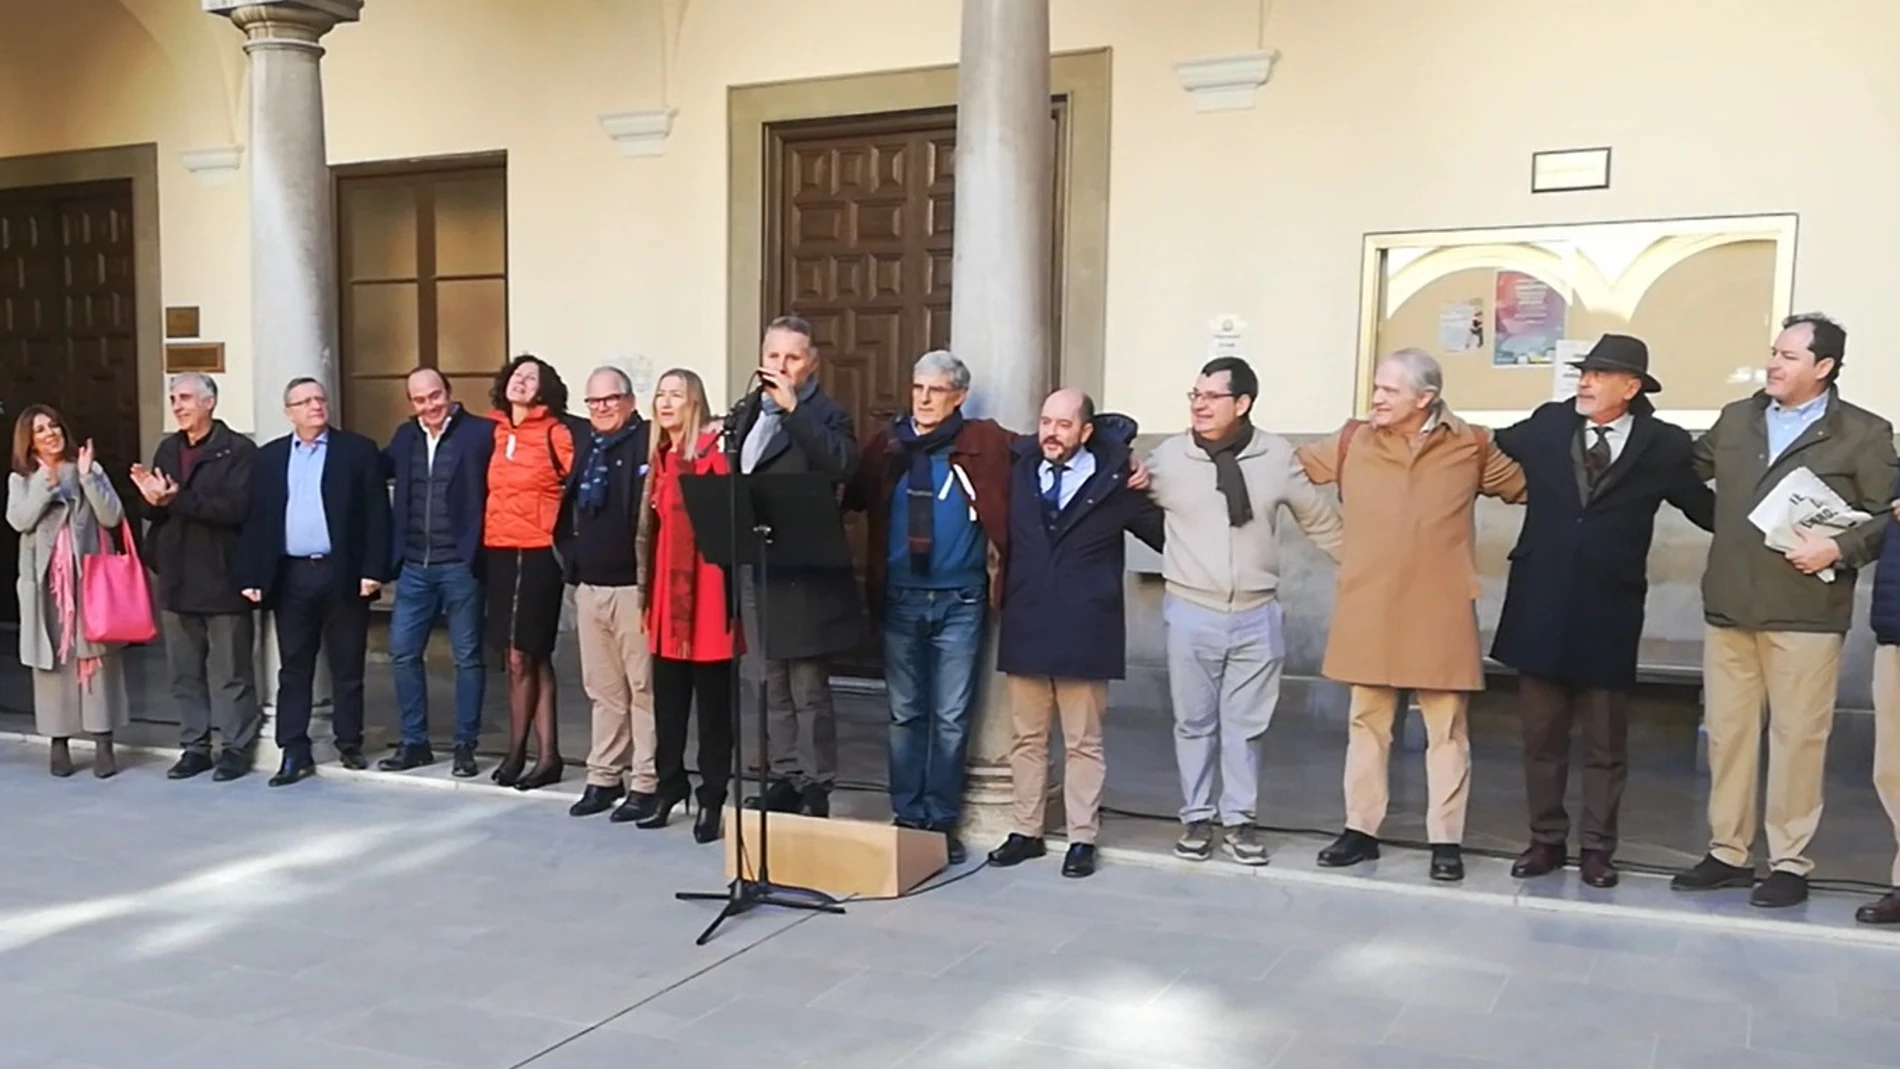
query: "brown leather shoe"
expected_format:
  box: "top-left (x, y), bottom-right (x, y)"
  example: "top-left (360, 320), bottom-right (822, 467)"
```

top-left (1579, 849), bottom-right (1619, 888)
top-left (1856, 889), bottom-right (1900, 925)
top-left (1510, 841), bottom-right (1565, 879)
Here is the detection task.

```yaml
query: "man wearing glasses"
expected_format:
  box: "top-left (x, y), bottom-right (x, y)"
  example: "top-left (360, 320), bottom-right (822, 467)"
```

top-left (557, 366), bottom-right (658, 823)
top-left (1141, 356), bottom-right (1343, 865)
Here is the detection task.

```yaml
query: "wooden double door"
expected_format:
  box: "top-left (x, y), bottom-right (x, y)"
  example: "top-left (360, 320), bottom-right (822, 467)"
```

top-left (762, 104), bottom-right (1065, 675)
top-left (0, 179), bottom-right (142, 623)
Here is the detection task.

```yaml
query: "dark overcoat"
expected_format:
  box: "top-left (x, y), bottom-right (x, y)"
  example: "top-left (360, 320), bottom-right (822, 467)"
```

top-left (1490, 397), bottom-right (1714, 688)
top-left (997, 414), bottom-right (1163, 681)
top-left (727, 383), bottom-right (864, 660)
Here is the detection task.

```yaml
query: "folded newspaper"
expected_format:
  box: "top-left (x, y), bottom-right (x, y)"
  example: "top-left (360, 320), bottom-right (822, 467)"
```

top-left (1746, 467), bottom-right (1872, 583)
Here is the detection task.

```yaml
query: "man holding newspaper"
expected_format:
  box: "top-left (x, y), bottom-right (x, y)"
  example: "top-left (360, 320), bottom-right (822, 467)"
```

top-left (1671, 313), bottom-right (1898, 909)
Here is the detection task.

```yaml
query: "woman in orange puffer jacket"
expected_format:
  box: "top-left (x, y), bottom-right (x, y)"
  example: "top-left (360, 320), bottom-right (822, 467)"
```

top-left (483, 354), bottom-right (577, 791)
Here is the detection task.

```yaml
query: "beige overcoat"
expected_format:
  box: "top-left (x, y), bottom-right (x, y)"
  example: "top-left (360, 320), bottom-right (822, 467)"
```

top-left (1296, 408), bottom-right (1526, 692)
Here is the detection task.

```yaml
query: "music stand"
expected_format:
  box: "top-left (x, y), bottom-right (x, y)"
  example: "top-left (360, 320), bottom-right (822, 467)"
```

top-left (673, 469), bottom-right (850, 944)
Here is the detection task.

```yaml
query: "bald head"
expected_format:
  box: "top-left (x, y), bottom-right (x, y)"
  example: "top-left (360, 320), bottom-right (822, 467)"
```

top-left (1038, 388), bottom-right (1095, 465)
top-left (405, 366), bottom-right (453, 433)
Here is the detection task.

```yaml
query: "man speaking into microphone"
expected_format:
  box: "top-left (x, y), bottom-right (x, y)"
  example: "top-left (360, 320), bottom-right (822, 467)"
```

top-left (731, 315), bottom-right (863, 818)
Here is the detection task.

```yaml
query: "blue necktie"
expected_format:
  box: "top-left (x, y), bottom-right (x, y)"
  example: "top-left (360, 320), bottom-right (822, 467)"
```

top-left (1041, 463), bottom-right (1066, 528)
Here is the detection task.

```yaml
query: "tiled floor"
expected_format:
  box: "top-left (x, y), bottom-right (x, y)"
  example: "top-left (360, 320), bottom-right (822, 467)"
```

top-left (5, 743), bottom-right (1900, 1069)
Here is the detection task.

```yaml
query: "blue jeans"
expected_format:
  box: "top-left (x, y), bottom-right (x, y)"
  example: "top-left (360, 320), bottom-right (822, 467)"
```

top-left (389, 561), bottom-right (485, 746)
top-left (884, 585), bottom-right (986, 829)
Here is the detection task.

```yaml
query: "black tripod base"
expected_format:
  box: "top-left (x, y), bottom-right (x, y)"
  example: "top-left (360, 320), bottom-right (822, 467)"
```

top-left (676, 879), bottom-right (846, 945)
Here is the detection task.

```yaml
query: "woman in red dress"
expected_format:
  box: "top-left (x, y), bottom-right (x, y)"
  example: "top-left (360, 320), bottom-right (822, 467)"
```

top-left (635, 368), bottom-right (738, 843)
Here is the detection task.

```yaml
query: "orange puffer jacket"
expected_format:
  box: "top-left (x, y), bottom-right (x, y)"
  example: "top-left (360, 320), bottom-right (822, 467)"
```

top-left (483, 406), bottom-right (576, 550)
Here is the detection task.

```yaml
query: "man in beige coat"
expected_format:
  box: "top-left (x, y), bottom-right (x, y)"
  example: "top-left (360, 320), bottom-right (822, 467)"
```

top-left (1297, 349), bottom-right (1526, 882)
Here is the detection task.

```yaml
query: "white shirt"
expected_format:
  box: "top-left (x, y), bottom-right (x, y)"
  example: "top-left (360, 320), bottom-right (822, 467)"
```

top-left (1580, 411), bottom-right (1634, 464)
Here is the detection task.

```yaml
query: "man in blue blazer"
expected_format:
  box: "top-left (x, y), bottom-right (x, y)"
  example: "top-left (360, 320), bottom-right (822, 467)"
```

top-left (378, 368), bottom-right (494, 778)
top-left (985, 388), bottom-right (1163, 878)
top-left (238, 376), bottom-right (393, 787)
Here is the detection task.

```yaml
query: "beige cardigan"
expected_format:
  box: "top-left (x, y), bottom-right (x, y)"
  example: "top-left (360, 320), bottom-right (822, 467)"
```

top-left (6, 462), bottom-right (126, 671)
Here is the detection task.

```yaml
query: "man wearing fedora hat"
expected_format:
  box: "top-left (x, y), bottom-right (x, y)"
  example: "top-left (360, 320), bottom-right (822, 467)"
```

top-left (1491, 333), bottom-right (1713, 888)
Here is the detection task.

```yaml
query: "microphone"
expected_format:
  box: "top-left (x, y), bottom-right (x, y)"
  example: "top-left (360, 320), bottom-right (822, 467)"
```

top-left (721, 368), bottom-right (768, 442)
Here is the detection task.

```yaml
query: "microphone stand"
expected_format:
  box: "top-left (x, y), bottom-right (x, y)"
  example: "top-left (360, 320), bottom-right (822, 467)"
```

top-left (676, 390), bottom-right (844, 945)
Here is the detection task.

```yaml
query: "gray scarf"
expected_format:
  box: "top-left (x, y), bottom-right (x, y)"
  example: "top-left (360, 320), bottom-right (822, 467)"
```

top-left (740, 377), bottom-right (818, 473)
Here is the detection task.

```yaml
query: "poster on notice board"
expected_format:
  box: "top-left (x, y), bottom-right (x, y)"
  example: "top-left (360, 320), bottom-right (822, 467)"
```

top-left (1494, 270), bottom-right (1567, 366)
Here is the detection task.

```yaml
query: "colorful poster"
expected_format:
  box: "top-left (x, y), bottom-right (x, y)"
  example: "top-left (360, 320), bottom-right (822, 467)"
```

top-left (1493, 270), bottom-right (1567, 366)
top-left (1437, 300), bottom-right (1485, 354)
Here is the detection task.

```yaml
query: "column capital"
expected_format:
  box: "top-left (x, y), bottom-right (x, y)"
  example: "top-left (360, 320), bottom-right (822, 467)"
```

top-left (204, 1), bottom-right (362, 51)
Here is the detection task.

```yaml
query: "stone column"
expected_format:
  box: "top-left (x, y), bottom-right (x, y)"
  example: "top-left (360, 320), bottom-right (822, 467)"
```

top-left (951, 0), bottom-right (1054, 845)
top-left (206, 0), bottom-right (362, 764)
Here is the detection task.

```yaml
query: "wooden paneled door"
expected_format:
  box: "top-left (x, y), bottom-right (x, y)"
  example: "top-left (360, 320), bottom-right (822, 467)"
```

top-left (763, 103), bottom-right (1065, 677)
top-left (0, 179), bottom-right (141, 623)
top-left (335, 158), bottom-right (508, 445)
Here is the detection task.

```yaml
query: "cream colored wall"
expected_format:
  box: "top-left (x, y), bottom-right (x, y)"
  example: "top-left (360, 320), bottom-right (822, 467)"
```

top-left (4, 0), bottom-right (1899, 437)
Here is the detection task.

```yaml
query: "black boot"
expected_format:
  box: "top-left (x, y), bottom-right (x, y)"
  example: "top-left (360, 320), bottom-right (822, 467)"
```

top-left (568, 783), bottom-right (625, 817)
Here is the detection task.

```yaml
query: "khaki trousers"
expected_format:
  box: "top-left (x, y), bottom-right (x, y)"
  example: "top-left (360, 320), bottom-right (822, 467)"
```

top-left (1874, 646), bottom-right (1900, 885)
top-left (1702, 625), bottom-right (1842, 876)
top-left (1344, 685), bottom-right (1471, 844)
top-left (1006, 676), bottom-right (1107, 844)
top-left (576, 584), bottom-right (656, 792)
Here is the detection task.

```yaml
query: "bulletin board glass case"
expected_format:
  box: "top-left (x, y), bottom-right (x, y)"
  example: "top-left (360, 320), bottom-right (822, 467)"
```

top-left (1355, 213), bottom-right (1797, 430)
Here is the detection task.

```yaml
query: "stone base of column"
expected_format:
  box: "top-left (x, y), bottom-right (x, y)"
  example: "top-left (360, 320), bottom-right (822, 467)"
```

top-left (958, 759), bottom-right (1017, 850)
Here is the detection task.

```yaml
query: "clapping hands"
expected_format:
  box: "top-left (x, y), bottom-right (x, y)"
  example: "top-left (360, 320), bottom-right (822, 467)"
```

top-left (129, 463), bottom-right (178, 507)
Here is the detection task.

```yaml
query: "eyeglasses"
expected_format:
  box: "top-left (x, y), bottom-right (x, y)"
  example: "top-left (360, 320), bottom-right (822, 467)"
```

top-left (584, 394), bottom-right (629, 409)
top-left (1186, 390), bottom-right (1235, 404)
top-left (911, 384), bottom-right (959, 399)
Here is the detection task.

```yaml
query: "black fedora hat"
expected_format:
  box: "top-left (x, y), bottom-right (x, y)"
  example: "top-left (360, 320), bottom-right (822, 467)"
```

top-left (1570, 334), bottom-right (1661, 394)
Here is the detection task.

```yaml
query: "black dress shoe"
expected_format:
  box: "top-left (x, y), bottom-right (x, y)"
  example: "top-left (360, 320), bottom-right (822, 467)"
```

top-left (1579, 849), bottom-right (1619, 889)
top-left (1670, 854), bottom-right (1755, 892)
top-left (377, 743), bottom-right (435, 772)
top-left (987, 834), bottom-right (1047, 867)
top-left (800, 783), bottom-right (832, 818)
top-left (693, 801), bottom-right (725, 844)
top-left (568, 784), bottom-right (625, 817)
top-left (1856, 889), bottom-right (1900, 925)
top-left (1317, 829), bottom-right (1380, 868)
top-left (211, 749), bottom-right (253, 782)
top-left (336, 745), bottom-right (368, 771)
top-left (492, 752), bottom-right (526, 787)
top-left (268, 755), bottom-right (317, 788)
top-left (745, 779), bottom-right (803, 813)
top-left (1429, 844), bottom-right (1465, 882)
top-left (1061, 843), bottom-right (1098, 879)
top-left (610, 791), bottom-right (660, 824)
top-left (1511, 841), bottom-right (1565, 879)
top-left (943, 832), bottom-right (967, 866)
top-left (1751, 871), bottom-right (1809, 909)
top-left (167, 751), bottom-right (214, 780)
top-left (450, 744), bottom-right (479, 779)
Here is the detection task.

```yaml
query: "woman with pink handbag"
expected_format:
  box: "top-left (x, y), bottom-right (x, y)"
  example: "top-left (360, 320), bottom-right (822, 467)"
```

top-left (5, 404), bottom-right (135, 778)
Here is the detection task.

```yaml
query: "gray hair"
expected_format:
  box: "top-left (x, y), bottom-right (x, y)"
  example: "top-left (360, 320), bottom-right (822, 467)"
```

top-left (282, 376), bottom-right (326, 406)
top-left (912, 349), bottom-right (971, 392)
top-left (1383, 348), bottom-right (1444, 405)
top-left (169, 372), bottom-right (218, 402)
top-left (764, 314), bottom-right (816, 353)
top-left (587, 365), bottom-right (634, 395)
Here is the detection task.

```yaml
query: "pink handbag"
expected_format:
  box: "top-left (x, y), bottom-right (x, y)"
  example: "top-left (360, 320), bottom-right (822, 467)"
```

top-left (82, 519), bottom-right (157, 644)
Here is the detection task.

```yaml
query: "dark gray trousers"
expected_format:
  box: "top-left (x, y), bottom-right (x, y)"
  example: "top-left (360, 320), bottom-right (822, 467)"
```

top-left (164, 610), bottom-right (261, 755)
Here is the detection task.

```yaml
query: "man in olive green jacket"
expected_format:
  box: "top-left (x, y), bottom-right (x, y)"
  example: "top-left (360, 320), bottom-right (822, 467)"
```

top-left (1672, 313), bottom-right (1898, 909)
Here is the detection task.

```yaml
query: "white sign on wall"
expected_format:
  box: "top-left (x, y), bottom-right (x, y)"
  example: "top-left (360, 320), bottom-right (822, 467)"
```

top-left (1209, 314), bottom-right (1247, 361)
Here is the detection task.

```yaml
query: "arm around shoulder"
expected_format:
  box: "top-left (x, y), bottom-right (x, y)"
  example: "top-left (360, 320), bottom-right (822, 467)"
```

top-left (1837, 416), bottom-right (1900, 569)
top-left (1283, 454), bottom-right (1344, 562)
top-left (1295, 428), bottom-right (1345, 486)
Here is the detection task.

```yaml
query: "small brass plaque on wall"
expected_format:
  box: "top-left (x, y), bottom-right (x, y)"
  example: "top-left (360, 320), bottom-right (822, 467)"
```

top-left (164, 306), bottom-right (201, 339)
top-left (165, 342), bottom-right (224, 374)
top-left (1530, 147), bottom-right (1612, 193)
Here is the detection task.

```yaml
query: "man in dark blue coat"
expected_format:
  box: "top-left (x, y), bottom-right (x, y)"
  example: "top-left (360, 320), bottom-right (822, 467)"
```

top-left (378, 368), bottom-right (494, 778)
top-left (1490, 335), bottom-right (1713, 888)
top-left (985, 388), bottom-right (1163, 879)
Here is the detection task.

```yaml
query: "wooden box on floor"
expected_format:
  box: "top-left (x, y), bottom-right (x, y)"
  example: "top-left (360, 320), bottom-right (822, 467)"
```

top-left (722, 809), bottom-right (946, 898)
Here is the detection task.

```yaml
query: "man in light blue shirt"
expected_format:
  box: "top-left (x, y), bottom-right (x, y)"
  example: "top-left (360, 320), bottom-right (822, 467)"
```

top-left (283, 429), bottom-right (330, 557)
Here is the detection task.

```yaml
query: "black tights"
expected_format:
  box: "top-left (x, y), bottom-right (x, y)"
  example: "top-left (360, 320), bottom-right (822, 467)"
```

top-left (653, 657), bottom-right (735, 807)
top-left (503, 650), bottom-right (559, 771)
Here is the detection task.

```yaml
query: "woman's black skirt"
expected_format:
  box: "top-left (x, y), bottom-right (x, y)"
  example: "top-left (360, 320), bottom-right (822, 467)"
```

top-left (484, 547), bottom-right (563, 658)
